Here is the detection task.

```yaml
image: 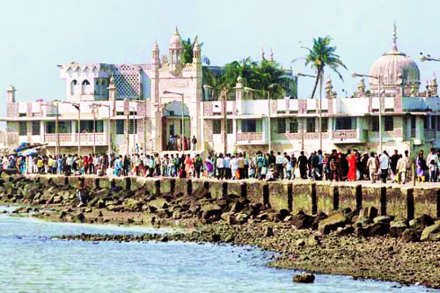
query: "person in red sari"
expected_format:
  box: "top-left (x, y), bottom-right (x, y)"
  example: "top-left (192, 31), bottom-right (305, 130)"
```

top-left (347, 150), bottom-right (357, 181)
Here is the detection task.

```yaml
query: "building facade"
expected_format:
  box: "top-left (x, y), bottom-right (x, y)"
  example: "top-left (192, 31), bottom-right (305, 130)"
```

top-left (3, 28), bottom-right (440, 156)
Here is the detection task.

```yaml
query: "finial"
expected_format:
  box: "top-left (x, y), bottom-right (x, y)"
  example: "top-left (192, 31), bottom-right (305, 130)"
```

top-left (392, 20), bottom-right (398, 51)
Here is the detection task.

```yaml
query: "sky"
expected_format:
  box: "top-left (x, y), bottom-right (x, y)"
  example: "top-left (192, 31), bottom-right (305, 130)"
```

top-left (1, 0), bottom-right (440, 117)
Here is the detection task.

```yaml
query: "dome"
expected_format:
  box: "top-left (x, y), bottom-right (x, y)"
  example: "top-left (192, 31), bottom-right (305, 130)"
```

top-left (368, 24), bottom-right (420, 95)
top-left (169, 27), bottom-right (182, 49)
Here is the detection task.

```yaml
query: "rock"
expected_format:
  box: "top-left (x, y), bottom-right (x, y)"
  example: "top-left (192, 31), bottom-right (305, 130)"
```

top-left (368, 222), bottom-right (389, 236)
top-left (211, 233), bottom-right (221, 242)
top-left (124, 198), bottom-right (142, 212)
top-left (233, 213), bottom-right (249, 225)
top-left (373, 215), bottom-right (394, 224)
top-left (420, 221), bottom-right (440, 241)
top-left (318, 211), bottom-right (347, 234)
top-left (107, 204), bottom-right (124, 212)
top-left (307, 234), bottom-right (320, 246)
top-left (336, 226), bottom-right (354, 236)
top-left (296, 239), bottom-right (305, 247)
top-left (360, 206), bottom-right (378, 221)
top-left (276, 209), bottom-right (291, 222)
top-left (390, 219), bottom-right (408, 238)
top-left (311, 211), bottom-right (327, 230)
top-left (264, 226), bottom-right (274, 237)
top-left (293, 273), bottom-right (315, 283)
top-left (401, 228), bottom-right (419, 242)
top-left (159, 235), bottom-right (169, 242)
top-left (75, 213), bottom-right (85, 223)
top-left (410, 214), bottom-right (435, 230)
top-left (291, 210), bottom-right (315, 230)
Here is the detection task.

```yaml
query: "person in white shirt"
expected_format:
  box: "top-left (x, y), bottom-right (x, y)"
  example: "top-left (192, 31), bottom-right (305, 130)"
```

top-left (275, 152), bottom-right (284, 179)
top-left (216, 154), bottom-right (225, 179)
top-left (396, 154), bottom-right (407, 184)
top-left (426, 148), bottom-right (439, 182)
top-left (230, 155), bottom-right (238, 179)
top-left (379, 151), bottom-right (389, 183)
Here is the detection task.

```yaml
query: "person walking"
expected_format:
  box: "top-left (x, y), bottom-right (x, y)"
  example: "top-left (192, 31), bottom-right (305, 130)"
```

top-left (298, 151), bottom-right (308, 179)
top-left (191, 135), bottom-right (197, 151)
top-left (367, 152), bottom-right (378, 183)
top-left (379, 151), bottom-right (389, 183)
top-left (347, 150), bottom-right (357, 181)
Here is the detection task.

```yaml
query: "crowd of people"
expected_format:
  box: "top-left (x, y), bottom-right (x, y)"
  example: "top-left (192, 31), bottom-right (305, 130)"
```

top-left (2, 147), bottom-right (440, 184)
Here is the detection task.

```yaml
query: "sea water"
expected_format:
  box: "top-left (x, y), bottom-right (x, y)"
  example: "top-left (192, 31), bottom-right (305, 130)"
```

top-left (0, 210), bottom-right (436, 293)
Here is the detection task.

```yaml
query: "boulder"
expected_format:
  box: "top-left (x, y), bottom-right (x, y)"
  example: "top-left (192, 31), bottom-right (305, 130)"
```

top-left (420, 221), bottom-right (440, 241)
top-left (233, 213), bottom-right (249, 224)
top-left (401, 228), bottom-right (419, 242)
top-left (318, 211), bottom-right (347, 234)
top-left (264, 226), bottom-right (274, 237)
top-left (74, 213), bottom-right (85, 223)
top-left (276, 209), bottom-right (291, 222)
top-left (360, 206), bottom-right (378, 221)
top-left (293, 273), bottom-right (315, 283)
top-left (389, 219), bottom-right (408, 238)
top-left (336, 225), bottom-right (354, 236)
top-left (201, 203), bottom-right (223, 220)
top-left (307, 234), bottom-right (320, 246)
top-left (373, 215), bottom-right (394, 224)
top-left (291, 210), bottom-right (315, 230)
top-left (410, 214), bottom-right (435, 230)
top-left (295, 239), bottom-right (305, 247)
top-left (124, 198), bottom-right (142, 212)
top-left (368, 222), bottom-right (389, 236)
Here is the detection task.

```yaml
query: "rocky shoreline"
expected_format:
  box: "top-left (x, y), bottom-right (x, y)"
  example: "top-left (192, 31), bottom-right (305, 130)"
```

top-left (1, 174), bottom-right (440, 289)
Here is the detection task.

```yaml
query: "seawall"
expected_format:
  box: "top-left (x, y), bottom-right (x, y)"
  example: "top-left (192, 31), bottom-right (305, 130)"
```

top-left (20, 175), bottom-right (440, 220)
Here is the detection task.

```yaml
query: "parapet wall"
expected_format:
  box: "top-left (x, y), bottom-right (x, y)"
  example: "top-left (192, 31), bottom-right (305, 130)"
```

top-left (27, 175), bottom-right (440, 220)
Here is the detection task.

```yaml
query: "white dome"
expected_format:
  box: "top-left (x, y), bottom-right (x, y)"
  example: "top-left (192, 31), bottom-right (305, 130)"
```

top-left (169, 27), bottom-right (182, 49)
top-left (369, 50), bottom-right (420, 91)
top-left (368, 25), bottom-right (420, 95)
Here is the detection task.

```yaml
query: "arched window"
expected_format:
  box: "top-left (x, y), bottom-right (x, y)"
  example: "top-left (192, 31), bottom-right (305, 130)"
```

top-left (81, 80), bottom-right (90, 95)
top-left (70, 80), bottom-right (78, 95)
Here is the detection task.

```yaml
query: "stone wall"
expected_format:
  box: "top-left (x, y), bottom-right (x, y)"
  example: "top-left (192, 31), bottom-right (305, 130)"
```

top-left (24, 175), bottom-right (440, 220)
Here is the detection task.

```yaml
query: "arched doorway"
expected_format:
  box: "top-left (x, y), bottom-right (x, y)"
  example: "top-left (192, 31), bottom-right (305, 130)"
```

top-left (162, 101), bottom-right (191, 150)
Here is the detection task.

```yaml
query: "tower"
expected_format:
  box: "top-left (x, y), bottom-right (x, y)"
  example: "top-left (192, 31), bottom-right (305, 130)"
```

top-left (169, 27), bottom-right (183, 74)
top-left (7, 85), bottom-right (16, 103)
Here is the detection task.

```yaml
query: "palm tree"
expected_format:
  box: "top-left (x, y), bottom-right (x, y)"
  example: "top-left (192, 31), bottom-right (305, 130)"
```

top-left (182, 36), bottom-right (210, 65)
top-left (299, 36), bottom-right (347, 99)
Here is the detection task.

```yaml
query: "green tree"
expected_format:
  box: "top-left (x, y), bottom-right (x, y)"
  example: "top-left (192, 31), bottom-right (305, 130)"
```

top-left (182, 36), bottom-right (210, 65)
top-left (300, 36), bottom-right (347, 99)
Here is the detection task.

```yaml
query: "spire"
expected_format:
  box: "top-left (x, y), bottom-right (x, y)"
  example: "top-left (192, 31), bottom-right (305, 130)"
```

top-left (261, 48), bottom-right (265, 61)
top-left (392, 20), bottom-right (398, 52)
top-left (269, 48), bottom-right (274, 61)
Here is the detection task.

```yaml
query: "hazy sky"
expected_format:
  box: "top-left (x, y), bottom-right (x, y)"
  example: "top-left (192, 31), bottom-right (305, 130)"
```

top-left (1, 0), bottom-right (440, 115)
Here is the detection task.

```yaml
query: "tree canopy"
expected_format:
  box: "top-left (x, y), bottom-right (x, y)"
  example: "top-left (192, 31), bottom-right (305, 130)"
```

top-left (300, 36), bottom-right (347, 99)
top-left (203, 57), bottom-right (291, 100)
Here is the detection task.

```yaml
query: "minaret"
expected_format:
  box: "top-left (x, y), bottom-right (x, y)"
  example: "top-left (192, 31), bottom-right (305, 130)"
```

top-left (152, 40), bottom-right (160, 65)
top-left (108, 75), bottom-right (116, 114)
top-left (260, 48), bottom-right (265, 62)
top-left (269, 48), bottom-right (274, 62)
top-left (7, 85), bottom-right (16, 103)
top-left (431, 74), bottom-right (438, 96)
top-left (169, 27), bottom-right (183, 74)
top-left (357, 78), bottom-right (366, 97)
top-left (192, 38), bottom-right (201, 64)
top-left (325, 78), bottom-right (333, 99)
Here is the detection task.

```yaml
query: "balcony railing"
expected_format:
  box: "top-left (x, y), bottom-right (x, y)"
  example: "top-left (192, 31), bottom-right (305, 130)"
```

top-left (236, 132), bottom-right (264, 142)
top-left (43, 133), bottom-right (105, 144)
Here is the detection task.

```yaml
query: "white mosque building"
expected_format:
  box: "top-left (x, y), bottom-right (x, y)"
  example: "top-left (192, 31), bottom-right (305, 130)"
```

top-left (2, 27), bottom-right (440, 156)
